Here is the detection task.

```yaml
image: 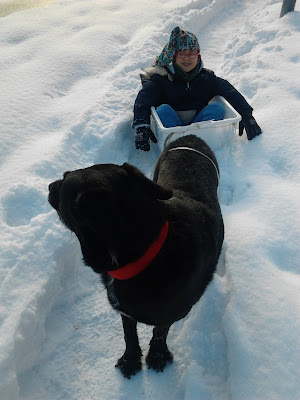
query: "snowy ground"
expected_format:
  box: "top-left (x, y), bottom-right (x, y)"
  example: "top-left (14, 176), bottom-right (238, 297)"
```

top-left (0, 0), bottom-right (57, 18)
top-left (0, 1), bottom-right (300, 399)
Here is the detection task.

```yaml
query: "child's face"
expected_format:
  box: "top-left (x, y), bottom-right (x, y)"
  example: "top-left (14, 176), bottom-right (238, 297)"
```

top-left (175, 50), bottom-right (199, 72)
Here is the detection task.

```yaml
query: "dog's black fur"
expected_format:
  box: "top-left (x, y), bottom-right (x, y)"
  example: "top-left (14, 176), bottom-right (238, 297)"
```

top-left (48, 135), bottom-right (224, 378)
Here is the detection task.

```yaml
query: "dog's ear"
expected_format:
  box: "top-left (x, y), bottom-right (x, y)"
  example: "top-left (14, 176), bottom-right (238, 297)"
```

top-left (122, 163), bottom-right (172, 200)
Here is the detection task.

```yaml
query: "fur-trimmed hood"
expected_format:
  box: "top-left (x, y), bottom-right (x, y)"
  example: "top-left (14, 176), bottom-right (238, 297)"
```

top-left (140, 64), bottom-right (174, 85)
top-left (140, 60), bottom-right (204, 86)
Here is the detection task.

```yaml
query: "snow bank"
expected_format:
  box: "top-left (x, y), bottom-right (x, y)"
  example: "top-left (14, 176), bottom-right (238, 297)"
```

top-left (0, 0), bottom-right (299, 399)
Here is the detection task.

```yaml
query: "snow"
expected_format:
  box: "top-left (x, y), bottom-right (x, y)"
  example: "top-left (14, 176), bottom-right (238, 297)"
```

top-left (0, 0), bottom-right (299, 399)
top-left (0, 1), bottom-right (57, 18)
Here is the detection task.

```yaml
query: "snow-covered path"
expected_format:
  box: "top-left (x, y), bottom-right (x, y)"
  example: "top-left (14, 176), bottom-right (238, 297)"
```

top-left (0, 1), bottom-right (299, 399)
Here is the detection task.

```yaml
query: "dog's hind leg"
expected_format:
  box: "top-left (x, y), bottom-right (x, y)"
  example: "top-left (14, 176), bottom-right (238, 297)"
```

top-left (146, 325), bottom-right (173, 372)
top-left (115, 315), bottom-right (142, 379)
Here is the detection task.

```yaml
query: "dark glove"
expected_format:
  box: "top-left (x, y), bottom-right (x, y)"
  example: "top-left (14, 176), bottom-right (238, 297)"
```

top-left (135, 126), bottom-right (157, 151)
top-left (239, 115), bottom-right (262, 140)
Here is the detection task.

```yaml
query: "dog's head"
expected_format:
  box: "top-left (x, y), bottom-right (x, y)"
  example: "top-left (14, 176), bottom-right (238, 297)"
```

top-left (48, 163), bottom-right (172, 271)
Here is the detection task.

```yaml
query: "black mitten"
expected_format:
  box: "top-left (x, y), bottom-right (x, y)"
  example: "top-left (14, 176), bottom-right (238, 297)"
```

top-left (135, 126), bottom-right (157, 151)
top-left (239, 115), bottom-right (262, 140)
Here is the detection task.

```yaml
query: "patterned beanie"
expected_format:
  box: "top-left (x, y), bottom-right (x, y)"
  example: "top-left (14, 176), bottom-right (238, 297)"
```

top-left (155, 26), bottom-right (200, 67)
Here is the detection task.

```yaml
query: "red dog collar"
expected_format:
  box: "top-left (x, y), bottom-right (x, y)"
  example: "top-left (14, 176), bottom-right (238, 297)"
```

top-left (108, 221), bottom-right (169, 280)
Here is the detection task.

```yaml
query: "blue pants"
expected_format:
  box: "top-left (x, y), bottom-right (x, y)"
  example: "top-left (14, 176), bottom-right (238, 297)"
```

top-left (156, 102), bottom-right (225, 128)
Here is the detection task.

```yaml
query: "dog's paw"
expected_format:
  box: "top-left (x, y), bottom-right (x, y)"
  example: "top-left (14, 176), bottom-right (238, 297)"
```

top-left (115, 350), bottom-right (142, 379)
top-left (146, 347), bottom-right (173, 372)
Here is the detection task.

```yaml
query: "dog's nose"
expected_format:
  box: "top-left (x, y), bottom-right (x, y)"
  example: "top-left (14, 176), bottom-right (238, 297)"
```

top-left (48, 182), bottom-right (54, 192)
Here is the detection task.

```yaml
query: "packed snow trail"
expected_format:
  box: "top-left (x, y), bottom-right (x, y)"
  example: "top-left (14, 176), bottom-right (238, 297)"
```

top-left (0, 1), bottom-right (299, 399)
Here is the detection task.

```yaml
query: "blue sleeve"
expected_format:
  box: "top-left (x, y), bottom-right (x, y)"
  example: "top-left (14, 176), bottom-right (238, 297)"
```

top-left (133, 76), bottom-right (164, 128)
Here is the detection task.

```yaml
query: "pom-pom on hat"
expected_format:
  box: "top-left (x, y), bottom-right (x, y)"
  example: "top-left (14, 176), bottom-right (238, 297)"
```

top-left (155, 26), bottom-right (200, 67)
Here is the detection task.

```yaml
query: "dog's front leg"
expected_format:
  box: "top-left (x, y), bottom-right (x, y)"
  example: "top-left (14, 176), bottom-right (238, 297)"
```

top-left (116, 315), bottom-right (142, 379)
top-left (146, 325), bottom-right (173, 372)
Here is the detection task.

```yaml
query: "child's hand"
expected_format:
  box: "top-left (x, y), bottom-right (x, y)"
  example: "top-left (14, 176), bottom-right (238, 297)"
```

top-left (239, 115), bottom-right (262, 140)
top-left (135, 127), bottom-right (157, 151)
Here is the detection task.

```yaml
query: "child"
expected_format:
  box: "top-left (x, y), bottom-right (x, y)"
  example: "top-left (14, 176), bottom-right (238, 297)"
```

top-left (133, 26), bottom-right (262, 151)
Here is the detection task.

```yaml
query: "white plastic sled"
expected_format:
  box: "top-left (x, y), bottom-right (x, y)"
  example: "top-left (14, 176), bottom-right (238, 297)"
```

top-left (150, 95), bottom-right (241, 152)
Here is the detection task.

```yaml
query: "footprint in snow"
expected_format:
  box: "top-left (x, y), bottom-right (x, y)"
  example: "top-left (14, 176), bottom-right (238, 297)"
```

top-left (2, 185), bottom-right (47, 227)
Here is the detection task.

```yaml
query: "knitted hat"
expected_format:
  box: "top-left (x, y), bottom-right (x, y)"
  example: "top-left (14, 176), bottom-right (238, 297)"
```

top-left (155, 27), bottom-right (200, 67)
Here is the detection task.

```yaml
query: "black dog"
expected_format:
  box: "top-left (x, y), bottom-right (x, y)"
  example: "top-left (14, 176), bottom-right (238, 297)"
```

top-left (48, 135), bottom-right (224, 378)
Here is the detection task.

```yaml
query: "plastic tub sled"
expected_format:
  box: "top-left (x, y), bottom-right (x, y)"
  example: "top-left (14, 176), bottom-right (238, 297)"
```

top-left (150, 96), bottom-right (241, 153)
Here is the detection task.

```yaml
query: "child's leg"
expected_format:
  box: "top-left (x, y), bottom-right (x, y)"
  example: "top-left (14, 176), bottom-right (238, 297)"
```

top-left (193, 102), bottom-right (225, 122)
top-left (156, 104), bottom-right (182, 128)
